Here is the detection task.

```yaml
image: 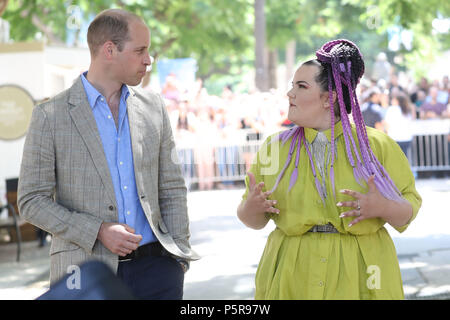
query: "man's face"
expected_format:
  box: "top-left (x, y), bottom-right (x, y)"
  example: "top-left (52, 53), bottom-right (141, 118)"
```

top-left (114, 20), bottom-right (152, 86)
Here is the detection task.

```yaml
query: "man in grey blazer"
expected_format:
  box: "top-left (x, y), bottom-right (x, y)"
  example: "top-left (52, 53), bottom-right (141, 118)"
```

top-left (18, 9), bottom-right (199, 299)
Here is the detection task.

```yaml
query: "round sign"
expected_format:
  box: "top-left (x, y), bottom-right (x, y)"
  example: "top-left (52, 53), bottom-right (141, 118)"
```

top-left (0, 85), bottom-right (34, 140)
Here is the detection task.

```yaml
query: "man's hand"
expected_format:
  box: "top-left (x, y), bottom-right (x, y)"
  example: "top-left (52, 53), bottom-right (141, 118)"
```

top-left (97, 222), bottom-right (143, 256)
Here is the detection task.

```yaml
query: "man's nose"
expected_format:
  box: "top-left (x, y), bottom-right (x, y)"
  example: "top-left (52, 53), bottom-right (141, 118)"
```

top-left (144, 54), bottom-right (154, 71)
top-left (144, 53), bottom-right (153, 65)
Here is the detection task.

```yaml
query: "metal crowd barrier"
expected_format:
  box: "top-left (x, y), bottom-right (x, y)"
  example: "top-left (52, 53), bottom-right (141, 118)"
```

top-left (410, 120), bottom-right (450, 172)
top-left (175, 120), bottom-right (450, 188)
top-left (176, 140), bottom-right (262, 188)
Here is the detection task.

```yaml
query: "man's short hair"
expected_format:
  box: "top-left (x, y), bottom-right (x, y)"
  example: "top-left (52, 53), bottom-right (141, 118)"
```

top-left (87, 9), bottom-right (142, 57)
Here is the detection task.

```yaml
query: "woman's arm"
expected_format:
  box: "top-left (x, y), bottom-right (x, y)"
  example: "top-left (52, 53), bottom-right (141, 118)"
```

top-left (378, 197), bottom-right (413, 228)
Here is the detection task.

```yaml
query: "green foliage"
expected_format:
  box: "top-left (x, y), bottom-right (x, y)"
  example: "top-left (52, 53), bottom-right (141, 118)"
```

top-left (3, 0), bottom-right (253, 81)
top-left (2, 0), bottom-right (448, 85)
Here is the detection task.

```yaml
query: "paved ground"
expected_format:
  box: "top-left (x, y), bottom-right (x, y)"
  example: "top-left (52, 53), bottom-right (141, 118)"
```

top-left (0, 177), bottom-right (449, 300)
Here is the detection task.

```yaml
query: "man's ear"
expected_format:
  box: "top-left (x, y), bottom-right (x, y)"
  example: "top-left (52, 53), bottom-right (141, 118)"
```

top-left (102, 41), bottom-right (116, 59)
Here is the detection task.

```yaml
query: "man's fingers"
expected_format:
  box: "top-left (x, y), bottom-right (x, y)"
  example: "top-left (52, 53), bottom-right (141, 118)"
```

top-left (123, 240), bottom-right (140, 251)
top-left (117, 248), bottom-right (131, 257)
top-left (127, 233), bottom-right (143, 244)
top-left (122, 224), bottom-right (136, 234)
top-left (121, 224), bottom-right (142, 243)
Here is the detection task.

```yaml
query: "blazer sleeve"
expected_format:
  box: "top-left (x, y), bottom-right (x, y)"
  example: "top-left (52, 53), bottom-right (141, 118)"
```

top-left (155, 94), bottom-right (191, 251)
top-left (17, 104), bottom-right (103, 254)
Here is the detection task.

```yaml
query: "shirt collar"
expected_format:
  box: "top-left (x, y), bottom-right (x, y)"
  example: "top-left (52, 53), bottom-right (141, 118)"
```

top-left (304, 120), bottom-right (344, 144)
top-left (80, 71), bottom-right (130, 109)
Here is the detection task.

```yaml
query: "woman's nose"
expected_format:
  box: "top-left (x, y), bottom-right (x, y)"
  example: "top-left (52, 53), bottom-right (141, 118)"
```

top-left (287, 88), bottom-right (295, 98)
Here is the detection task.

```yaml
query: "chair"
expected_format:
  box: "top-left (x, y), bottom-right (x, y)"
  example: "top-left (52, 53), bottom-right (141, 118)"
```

top-left (0, 201), bottom-right (23, 262)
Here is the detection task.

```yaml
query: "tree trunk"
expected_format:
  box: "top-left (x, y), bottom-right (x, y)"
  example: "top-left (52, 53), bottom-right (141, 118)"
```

top-left (268, 48), bottom-right (278, 90)
top-left (254, 0), bottom-right (269, 92)
top-left (285, 40), bottom-right (296, 90)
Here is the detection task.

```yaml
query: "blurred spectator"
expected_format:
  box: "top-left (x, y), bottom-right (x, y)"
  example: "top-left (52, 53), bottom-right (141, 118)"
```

top-left (414, 89), bottom-right (427, 108)
top-left (161, 73), bottom-right (183, 102)
top-left (418, 77), bottom-right (430, 94)
top-left (436, 76), bottom-right (449, 105)
top-left (443, 75), bottom-right (449, 91)
top-left (361, 87), bottom-right (385, 131)
top-left (221, 84), bottom-right (235, 101)
top-left (388, 73), bottom-right (406, 99)
top-left (384, 93), bottom-right (416, 161)
top-left (192, 108), bottom-right (217, 190)
top-left (420, 86), bottom-right (448, 119)
top-left (372, 52), bottom-right (391, 83)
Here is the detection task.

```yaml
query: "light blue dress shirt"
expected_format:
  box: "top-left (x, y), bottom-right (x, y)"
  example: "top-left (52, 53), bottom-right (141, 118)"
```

top-left (80, 72), bottom-right (156, 246)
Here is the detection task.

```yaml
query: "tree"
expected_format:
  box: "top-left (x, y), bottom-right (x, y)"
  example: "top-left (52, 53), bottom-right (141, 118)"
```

top-left (254, 0), bottom-right (269, 91)
top-left (3, 0), bottom-right (253, 82)
top-left (345, 0), bottom-right (450, 79)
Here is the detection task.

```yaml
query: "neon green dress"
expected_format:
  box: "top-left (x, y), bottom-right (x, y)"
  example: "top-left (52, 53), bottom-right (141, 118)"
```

top-left (242, 121), bottom-right (421, 300)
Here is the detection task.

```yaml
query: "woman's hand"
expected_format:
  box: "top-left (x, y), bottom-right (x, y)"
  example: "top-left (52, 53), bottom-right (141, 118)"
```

top-left (237, 172), bottom-right (279, 230)
top-left (337, 175), bottom-right (412, 228)
top-left (245, 172), bottom-right (280, 216)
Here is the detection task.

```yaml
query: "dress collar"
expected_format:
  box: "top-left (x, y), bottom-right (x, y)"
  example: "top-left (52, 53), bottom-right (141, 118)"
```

top-left (303, 120), bottom-right (344, 144)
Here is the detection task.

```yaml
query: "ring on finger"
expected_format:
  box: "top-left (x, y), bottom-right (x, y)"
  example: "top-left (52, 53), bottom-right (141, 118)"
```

top-left (356, 200), bottom-right (361, 216)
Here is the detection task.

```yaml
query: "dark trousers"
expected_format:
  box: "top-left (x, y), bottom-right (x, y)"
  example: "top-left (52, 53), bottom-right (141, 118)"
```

top-left (117, 254), bottom-right (184, 300)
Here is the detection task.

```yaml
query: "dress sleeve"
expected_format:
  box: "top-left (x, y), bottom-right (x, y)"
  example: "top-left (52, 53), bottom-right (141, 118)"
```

top-left (370, 130), bottom-right (422, 233)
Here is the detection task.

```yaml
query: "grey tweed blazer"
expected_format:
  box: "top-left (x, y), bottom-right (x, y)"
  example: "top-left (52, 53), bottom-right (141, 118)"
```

top-left (18, 77), bottom-right (199, 285)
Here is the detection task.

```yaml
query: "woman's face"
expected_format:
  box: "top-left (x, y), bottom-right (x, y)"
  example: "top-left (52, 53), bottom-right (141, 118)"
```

top-left (287, 64), bottom-right (330, 130)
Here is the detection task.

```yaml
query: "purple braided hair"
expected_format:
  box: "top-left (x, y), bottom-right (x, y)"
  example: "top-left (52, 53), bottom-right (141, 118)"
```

top-left (271, 39), bottom-right (402, 203)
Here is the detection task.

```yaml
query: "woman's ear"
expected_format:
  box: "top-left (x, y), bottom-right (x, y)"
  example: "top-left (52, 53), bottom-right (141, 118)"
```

top-left (323, 91), bottom-right (337, 109)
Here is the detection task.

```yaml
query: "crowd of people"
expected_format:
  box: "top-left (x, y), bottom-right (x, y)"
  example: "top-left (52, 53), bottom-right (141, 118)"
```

top-left (152, 68), bottom-right (450, 190)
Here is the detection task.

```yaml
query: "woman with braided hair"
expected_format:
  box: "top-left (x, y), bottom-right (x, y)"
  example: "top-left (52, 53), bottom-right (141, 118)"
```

top-left (237, 39), bottom-right (421, 299)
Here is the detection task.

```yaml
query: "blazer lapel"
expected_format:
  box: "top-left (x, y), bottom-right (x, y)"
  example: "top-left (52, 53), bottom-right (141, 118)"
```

top-left (67, 78), bottom-right (117, 206)
top-left (126, 89), bottom-right (147, 193)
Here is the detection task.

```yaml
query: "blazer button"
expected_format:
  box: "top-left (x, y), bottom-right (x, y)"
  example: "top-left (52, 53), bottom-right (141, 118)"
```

top-left (108, 205), bottom-right (115, 211)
